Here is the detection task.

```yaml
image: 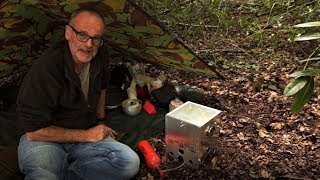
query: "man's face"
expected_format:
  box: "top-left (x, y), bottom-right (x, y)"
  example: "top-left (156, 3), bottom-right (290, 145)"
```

top-left (65, 12), bottom-right (104, 64)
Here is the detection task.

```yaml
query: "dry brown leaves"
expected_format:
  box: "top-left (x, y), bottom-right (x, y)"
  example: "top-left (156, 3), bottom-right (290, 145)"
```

top-left (136, 48), bottom-right (320, 179)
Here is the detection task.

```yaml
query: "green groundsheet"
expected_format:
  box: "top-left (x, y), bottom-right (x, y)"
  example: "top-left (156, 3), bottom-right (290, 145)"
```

top-left (107, 108), bottom-right (166, 148)
top-left (0, 105), bottom-right (19, 149)
top-left (0, 104), bottom-right (166, 149)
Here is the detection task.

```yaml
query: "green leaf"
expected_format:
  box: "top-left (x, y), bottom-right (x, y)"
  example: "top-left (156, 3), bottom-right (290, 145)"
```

top-left (127, 48), bottom-right (140, 52)
top-left (25, 26), bottom-right (36, 37)
top-left (283, 76), bottom-right (308, 97)
top-left (146, 47), bottom-right (163, 56)
top-left (1, 65), bottom-right (14, 77)
top-left (294, 33), bottom-right (320, 41)
top-left (293, 21), bottom-right (320, 28)
top-left (14, 4), bottom-right (31, 18)
top-left (104, 16), bottom-right (114, 25)
top-left (1, 17), bottom-right (16, 24)
top-left (0, 28), bottom-right (13, 40)
top-left (289, 68), bottom-right (320, 78)
top-left (37, 15), bottom-right (51, 35)
top-left (70, 0), bottom-right (100, 3)
top-left (290, 76), bottom-right (314, 112)
top-left (64, 4), bottom-right (80, 13)
top-left (16, 46), bottom-right (30, 60)
top-left (0, 48), bottom-right (16, 59)
top-left (15, 4), bottom-right (42, 19)
top-left (51, 29), bottom-right (64, 44)
top-left (59, 1), bottom-right (69, 6)
top-left (0, 29), bottom-right (18, 41)
top-left (116, 13), bottom-right (130, 22)
top-left (158, 48), bottom-right (189, 54)
top-left (153, 33), bottom-right (172, 47)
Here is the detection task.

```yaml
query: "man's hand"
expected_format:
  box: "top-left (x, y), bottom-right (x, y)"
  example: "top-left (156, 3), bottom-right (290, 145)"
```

top-left (85, 124), bottom-right (118, 142)
top-left (26, 125), bottom-right (118, 143)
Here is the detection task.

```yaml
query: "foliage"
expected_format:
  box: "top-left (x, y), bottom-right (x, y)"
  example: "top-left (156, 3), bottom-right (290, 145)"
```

top-left (135, 0), bottom-right (320, 112)
top-left (284, 22), bottom-right (320, 112)
top-left (135, 0), bottom-right (320, 42)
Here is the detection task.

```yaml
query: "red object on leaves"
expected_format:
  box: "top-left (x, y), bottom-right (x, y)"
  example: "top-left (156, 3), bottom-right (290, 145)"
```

top-left (143, 100), bottom-right (157, 114)
top-left (137, 140), bottom-right (161, 169)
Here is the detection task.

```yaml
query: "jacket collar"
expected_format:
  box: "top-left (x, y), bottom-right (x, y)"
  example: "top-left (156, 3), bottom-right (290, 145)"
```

top-left (63, 41), bottom-right (101, 87)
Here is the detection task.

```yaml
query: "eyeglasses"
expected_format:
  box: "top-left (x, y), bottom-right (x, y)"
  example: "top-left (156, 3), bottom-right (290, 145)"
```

top-left (67, 25), bottom-right (103, 46)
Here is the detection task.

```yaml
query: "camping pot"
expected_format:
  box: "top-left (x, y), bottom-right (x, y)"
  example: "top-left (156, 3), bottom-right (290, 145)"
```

top-left (169, 98), bottom-right (183, 111)
top-left (121, 99), bottom-right (142, 116)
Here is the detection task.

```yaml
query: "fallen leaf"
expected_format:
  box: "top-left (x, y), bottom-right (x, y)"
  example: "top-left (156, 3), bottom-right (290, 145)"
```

top-left (282, 134), bottom-right (291, 144)
top-left (270, 122), bottom-right (285, 130)
top-left (266, 138), bottom-right (275, 143)
top-left (259, 129), bottom-right (270, 138)
top-left (236, 122), bottom-right (244, 128)
top-left (211, 156), bottom-right (218, 170)
top-left (264, 75), bottom-right (271, 80)
top-left (237, 132), bottom-right (246, 140)
top-left (255, 122), bottom-right (261, 129)
top-left (230, 121), bottom-right (237, 127)
top-left (261, 169), bottom-right (270, 178)
top-left (239, 117), bottom-right (250, 123)
top-left (146, 173), bottom-right (154, 179)
top-left (267, 91), bottom-right (278, 103)
top-left (299, 126), bottom-right (305, 132)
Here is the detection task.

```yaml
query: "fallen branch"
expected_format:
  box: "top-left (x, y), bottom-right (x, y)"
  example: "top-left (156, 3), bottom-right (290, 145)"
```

top-left (160, 20), bottom-right (219, 28)
top-left (196, 49), bottom-right (248, 53)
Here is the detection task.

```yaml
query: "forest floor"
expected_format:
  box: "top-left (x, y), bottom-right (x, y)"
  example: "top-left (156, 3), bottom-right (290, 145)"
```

top-left (2, 2), bottom-right (319, 179)
top-left (133, 31), bottom-right (320, 179)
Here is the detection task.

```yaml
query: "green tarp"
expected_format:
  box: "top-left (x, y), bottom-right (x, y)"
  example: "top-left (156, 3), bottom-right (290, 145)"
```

top-left (0, 0), bottom-right (216, 80)
top-left (107, 108), bottom-right (166, 148)
top-left (0, 104), bottom-right (166, 149)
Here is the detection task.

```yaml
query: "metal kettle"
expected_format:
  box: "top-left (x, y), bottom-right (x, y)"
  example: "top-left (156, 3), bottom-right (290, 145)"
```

top-left (121, 99), bottom-right (142, 116)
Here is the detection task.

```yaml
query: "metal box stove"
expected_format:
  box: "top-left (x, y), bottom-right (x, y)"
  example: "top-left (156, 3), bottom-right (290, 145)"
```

top-left (165, 101), bottom-right (222, 168)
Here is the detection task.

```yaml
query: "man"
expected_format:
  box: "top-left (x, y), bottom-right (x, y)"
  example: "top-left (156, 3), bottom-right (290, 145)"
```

top-left (16, 8), bottom-right (140, 180)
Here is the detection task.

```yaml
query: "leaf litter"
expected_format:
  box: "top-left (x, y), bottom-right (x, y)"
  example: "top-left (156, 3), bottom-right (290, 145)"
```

top-left (134, 48), bottom-right (320, 179)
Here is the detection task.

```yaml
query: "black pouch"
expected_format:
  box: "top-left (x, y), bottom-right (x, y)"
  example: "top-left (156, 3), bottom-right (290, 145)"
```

top-left (109, 64), bottom-right (132, 91)
top-left (150, 83), bottom-right (177, 109)
top-left (106, 65), bottom-right (131, 109)
top-left (0, 99), bottom-right (9, 111)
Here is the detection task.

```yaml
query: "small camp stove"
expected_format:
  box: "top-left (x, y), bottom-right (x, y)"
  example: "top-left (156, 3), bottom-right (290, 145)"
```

top-left (165, 101), bottom-right (222, 168)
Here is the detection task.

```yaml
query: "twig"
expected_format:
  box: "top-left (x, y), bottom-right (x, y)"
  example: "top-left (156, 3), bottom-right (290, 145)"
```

top-left (283, 0), bottom-right (318, 15)
top-left (253, 108), bottom-right (289, 115)
top-left (262, 2), bottom-right (277, 30)
top-left (162, 162), bottom-right (185, 172)
top-left (303, 44), bottom-right (320, 70)
top-left (160, 20), bottom-right (219, 28)
top-left (196, 49), bottom-right (248, 53)
top-left (223, 39), bottom-right (255, 59)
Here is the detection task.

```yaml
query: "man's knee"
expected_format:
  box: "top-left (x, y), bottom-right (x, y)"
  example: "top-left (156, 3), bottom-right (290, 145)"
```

top-left (100, 146), bottom-right (140, 179)
top-left (18, 135), bottom-right (67, 178)
top-left (24, 168), bottom-right (61, 180)
top-left (125, 149), bottom-right (140, 178)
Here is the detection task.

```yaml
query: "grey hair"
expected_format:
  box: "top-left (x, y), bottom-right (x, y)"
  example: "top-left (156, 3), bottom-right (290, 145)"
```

top-left (69, 8), bottom-right (105, 26)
